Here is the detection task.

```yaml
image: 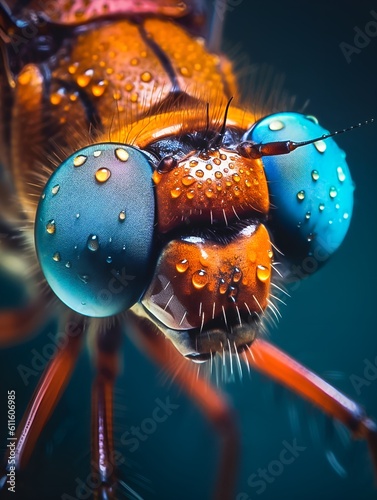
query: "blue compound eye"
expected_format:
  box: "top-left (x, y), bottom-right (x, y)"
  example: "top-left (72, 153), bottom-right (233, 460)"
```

top-left (244, 112), bottom-right (354, 266)
top-left (35, 143), bottom-right (155, 317)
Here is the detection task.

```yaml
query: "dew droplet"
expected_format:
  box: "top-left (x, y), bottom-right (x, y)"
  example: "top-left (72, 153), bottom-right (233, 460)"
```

top-left (196, 169), bottom-right (204, 178)
top-left (182, 175), bottom-right (196, 186)
top-left (119, 210), bottom-right (126, 221)
top-left (256, 264), bottom-right (270, 282)
top-left (77, 69), bottom-right (94, 88)
top-left (215, 171), bottom-right (222, 179)
top-left (192, 270), bottom-right (208, 289)
top-left (79, 274), bottom-right (89, 284)
top-left (305, 211), bottom-right (311, 220)
top-left (268, 250), bottom-right (273, 259)
top-left (52, 184), bottom-right (60, 195)
top-left (65, 261), bottom-right (71, 268)
top-left (337, 166), bottom-right (346, 182)
top-left (306, 115), bottom-right (319, 124)
top-left (227, 285), bottom-right (238, 302)
top-left (205, 163), bottom-right (212, 171)
top-left (75, 213), bottom-right (80, 219)
top-left (205, 188), bottom-right (214, 198)
top-left (41, 193), bottom-right (46, 200)
top-left (245, 179), bottom-right (252, 188)
top-left (307, 233), bottom-right (314, 242)
top-left (95, 168), bottom-right (111, 183)
top-left (46, 219), bottom-right (56, 234)
top-left (232, 173), bottom-right (240, 183)
top-left (93, 150), bottom-right (102, 157)
top-left (53, 252), bottom-right (61, 262)
top-left (329, 186), bottom-right (337, 199)
top-left (186, 190), bottom-right (195, 200)
top-left (319, 203), bottom-right (325, 212)
top-left (213, 158), bottom-right (221, 166)
top-left (343, 212), bottom-right (349, 220)
top-left (232, 267), bottom-right (242, 283)
top-left (311, 169), bottom-right (319, 181)
top-left (297, 190), bottom-right (305, 201)
top-left (176, 259), bottom-right (189, 273)
top-left (140, 71), bottom-right (152, 82)
top-left (87, 234), bottom-right (99, 252)
top-left (106, 256), bottom-right (112, 263)
top-left (268, 120), bottom-right (285, 131)
top-left (314, 140), bottom-right (326, 153)
top-left (219, 278), bottom-right (227, 295)
top-left (73, 155), bottom-right (87, 167)
top-left (50, 92), bottom-right (63, 105)
top-left (170, 187), bottom-right (182, 198)
top-left (114, 148), bottom-right (129, 162)
top-left (91, 81), bottom-right (107, 97)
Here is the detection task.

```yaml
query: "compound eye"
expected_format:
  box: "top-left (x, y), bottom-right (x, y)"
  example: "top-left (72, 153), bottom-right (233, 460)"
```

top-left (35, 143), bottom-right (155, 317)
top-left (244, 112), bottom-right (354, 265)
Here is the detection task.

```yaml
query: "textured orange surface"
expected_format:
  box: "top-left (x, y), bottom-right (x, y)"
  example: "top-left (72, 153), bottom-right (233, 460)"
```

top-left (142, 223), bottom-right (272, 332)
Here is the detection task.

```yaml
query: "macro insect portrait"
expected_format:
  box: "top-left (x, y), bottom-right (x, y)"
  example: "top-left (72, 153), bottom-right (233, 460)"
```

top-left (0, 1), bottom-right (377, 499)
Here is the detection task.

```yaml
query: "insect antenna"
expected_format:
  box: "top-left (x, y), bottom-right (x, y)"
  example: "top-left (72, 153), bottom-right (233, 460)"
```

top-left (210, 96), bottom-right (234, 150)
top-left (238, 118), bottom-right (375, 159)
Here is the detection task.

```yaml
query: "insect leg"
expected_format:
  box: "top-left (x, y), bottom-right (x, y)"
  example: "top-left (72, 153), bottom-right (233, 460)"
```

top-left (246, 339), bottom-right (377, 476)
top-left (0, 313), bottom-right (85, 486)
top-left (126, 311), bottom-right (239, 500)
top-left (91, 322), bottom-right (122, 500)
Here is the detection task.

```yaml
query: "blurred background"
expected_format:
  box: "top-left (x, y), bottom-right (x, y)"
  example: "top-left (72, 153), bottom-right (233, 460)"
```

top-left (1, 0), bottom-right (377, 499)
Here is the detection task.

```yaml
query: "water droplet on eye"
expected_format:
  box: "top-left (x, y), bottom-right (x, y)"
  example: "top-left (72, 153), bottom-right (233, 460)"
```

top-left (115, 148), bottom-right (129, 162)
top-left (256, 264), bottom-right (270, 282)
top-left (232, 267), bottom-right (242, 283)
top-left (205, 188), bottom-right (214, 198)
top-left (176, 259), bottom-right (189, 273)
top-left (170, 187), bottom-right (182, 198)
top-left (305, 211), bottom-right (311, 220)
top-left (319, 203), bottom-right (325, 212)
top-left (79, 274), bottom-right (89, 284)
top-left (297, 190), bottom-right (305, 201)
top-left (311, 169), bottom-right (319, 181)
top-left (65, 261), bottom-right (71, 268)
top-left (329, 186), bottom-right (337, 198)
top-left (52, 252), bottom-right (61, 262)
top-left (268, 120), bottom-right (285, 131)
top-left (215, 171), bottom-right (222, 179)
top-left (186, 190), bottom-right (195, 199)
top-left (219, 278), bottom-right (227, 295)
top-left (205, 163), bottom-right (212, 171)
top-left (182, 175), bottom-right (195, 186)
top-left (93, 150), bottom-right (102, 158)
top-left (87, 234), bottom-right (99, 252)
top-left (337, 166), bottom-right (346, 182)
top-left (122, 244), bottom-right (126, 250)
top-left (314, 140), bottom-right (326, 153)
top-left (343, 212), bottom-right (349, 219)
top-left (119, 210), bottom-right (126, 221)
top-left (52, 184), bottom-right (60, 195)
top-left (192, 269), bottom-right (208, 289)
top-left (41, 193), bottom-right (46, 200)
top-left (195, 169), bottom-right (204, 178)
top-left (73, 155), bottom-right (87, 167)
top-left (46, 219), bottom-right (56, 234)
top-left (130, 57), bottom-right (139, 66)
top-left (232, 173), bottom-right (241, 183)
top-left (268, 250), bottom-right (273, 259)
top-left (307, 233), bottom-right (314, 242)
top-left (306, 115), bottom-right (319, 124)
top-left (245, 179), bottom-right (252, 188)
top-left (95, 168), bottom-right (111, 183)
top-left (75, 213), bottom-right (80, 219)
top-left (106, 256), bottom-right (112, 264)
top-left (213, 158), bottom-right (221, 166)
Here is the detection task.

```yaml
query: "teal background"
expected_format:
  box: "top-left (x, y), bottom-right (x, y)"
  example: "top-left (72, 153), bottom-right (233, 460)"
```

top-left (1, 1), bottom-right (377, 499)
